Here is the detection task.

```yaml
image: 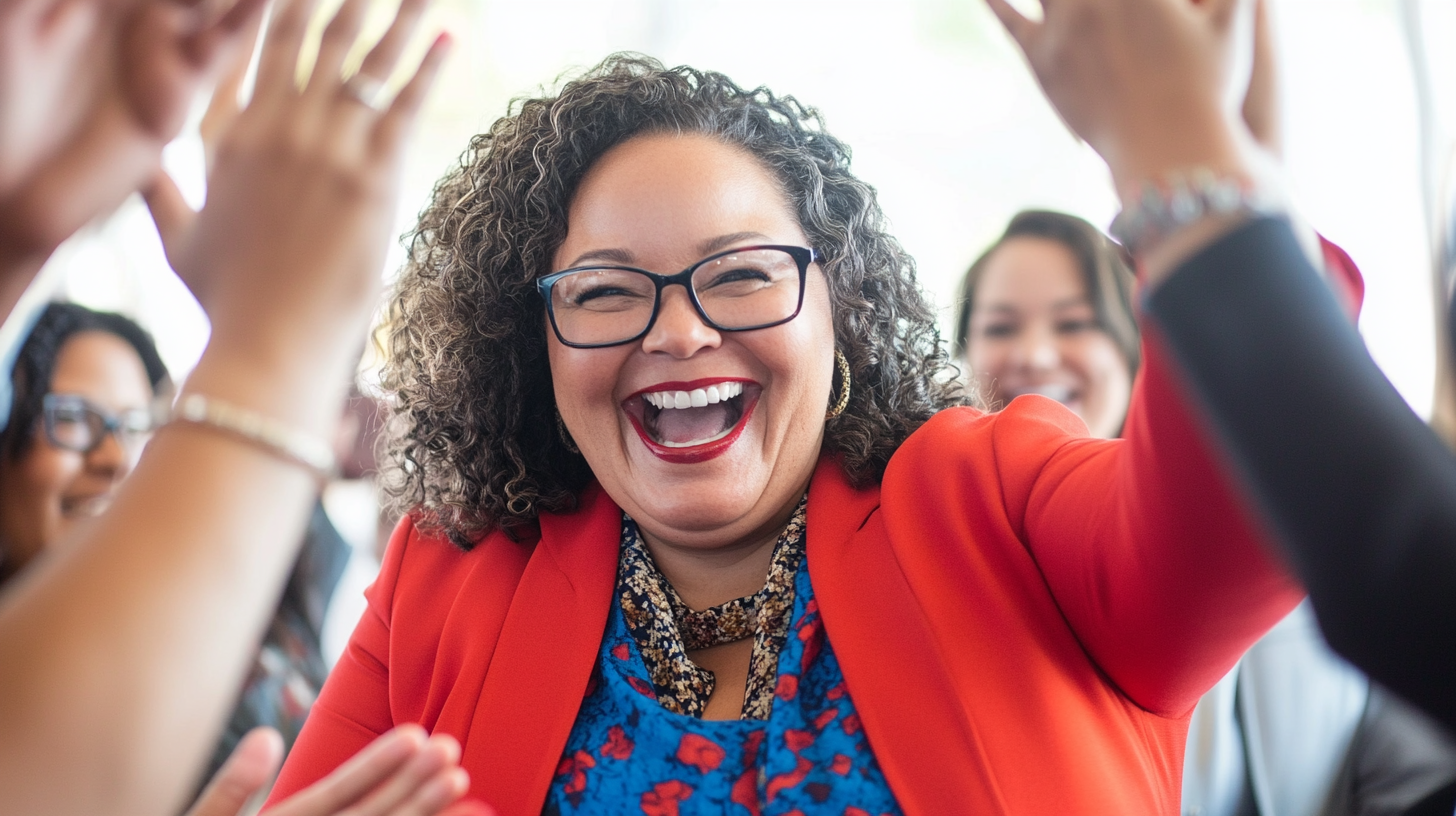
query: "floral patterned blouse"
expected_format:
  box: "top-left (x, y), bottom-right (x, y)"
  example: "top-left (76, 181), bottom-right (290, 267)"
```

top-left (542, 497), bottom-right (903, 816)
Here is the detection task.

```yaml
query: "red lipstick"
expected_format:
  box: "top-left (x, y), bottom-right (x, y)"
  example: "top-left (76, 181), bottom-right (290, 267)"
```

top-left (623, 378), bottom-right (759, 464)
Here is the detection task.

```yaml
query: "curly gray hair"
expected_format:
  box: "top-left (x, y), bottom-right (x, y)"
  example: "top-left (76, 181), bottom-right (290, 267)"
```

top-left (381, 54), bottom-right (963, 548)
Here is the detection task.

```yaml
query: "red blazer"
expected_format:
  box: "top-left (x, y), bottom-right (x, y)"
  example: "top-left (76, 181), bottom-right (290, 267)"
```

top-left (268, 339), bottom-right (1299, 815)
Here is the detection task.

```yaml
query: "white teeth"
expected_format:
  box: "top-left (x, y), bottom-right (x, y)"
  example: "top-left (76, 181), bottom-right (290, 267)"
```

top-left (1021, 384), bottom-right (1074, 404)
top-left (642, 381), bottom-right (744, 411)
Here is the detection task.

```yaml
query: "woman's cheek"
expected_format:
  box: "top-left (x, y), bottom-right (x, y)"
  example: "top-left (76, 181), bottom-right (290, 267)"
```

top-left (1074, 335), bottom-right (1133, 438)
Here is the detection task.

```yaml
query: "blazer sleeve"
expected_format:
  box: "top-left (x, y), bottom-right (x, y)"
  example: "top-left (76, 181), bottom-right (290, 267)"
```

top-left (263, 518), bottom-right (413, 807)
top-left (1145, 215), bottom-right (1456, 731)
top-left (985, 323), bottom-right (1302, 718)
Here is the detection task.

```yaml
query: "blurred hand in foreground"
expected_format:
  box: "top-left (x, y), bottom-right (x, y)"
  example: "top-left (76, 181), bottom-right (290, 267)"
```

top-left (186, 726), bottom-right (492, 816)
top-left (0, 0), bottom-right (267, 268)
top-left (984, 0), bottom-right (1257, 196)
top-left (144, 0), bottom-right (448, 408)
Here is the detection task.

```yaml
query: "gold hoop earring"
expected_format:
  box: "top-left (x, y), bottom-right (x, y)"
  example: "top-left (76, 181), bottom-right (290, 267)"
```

top-left (556, 409), bottom-right (580, 454)
top-left (826, 349), bottom-right (851, 420)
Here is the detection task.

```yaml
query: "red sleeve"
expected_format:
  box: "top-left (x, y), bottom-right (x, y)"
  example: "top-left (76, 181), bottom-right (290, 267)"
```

top-left (1319, 235), bottom-right (1364, 319)
top-left (1010, 333), bottom-right (1302, 716)
top-left (263, 518), bottom-right (413, 807)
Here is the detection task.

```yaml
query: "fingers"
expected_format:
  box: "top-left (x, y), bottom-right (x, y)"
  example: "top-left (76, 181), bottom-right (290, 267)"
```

top-left (142, 170), bottom-right (198, 270)
top-left (373, 31), bottom-right (450, 155)
top-left (185, 0), bottom-right (270, 71)
top-left (344, 735), bottom-right (464, 816)
top-left (983, 0), bottom-right (1037, 50)
top-left (253, 0), bottom-right (322, 101)
top-left (184, 727), bottom-right (285, 816)
top-left (354, 0), bottom-right (429, 84)
top-left (307, 0), bottom-right (371, 96)
top-left (273, 726), bottom-right (428, 816)
top-left (200, 13), bottom-right (261, 172)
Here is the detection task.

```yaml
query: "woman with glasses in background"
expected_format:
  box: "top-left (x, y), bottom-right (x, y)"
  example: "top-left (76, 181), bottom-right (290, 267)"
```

top-left (0, 303), bottom-right (167, 586)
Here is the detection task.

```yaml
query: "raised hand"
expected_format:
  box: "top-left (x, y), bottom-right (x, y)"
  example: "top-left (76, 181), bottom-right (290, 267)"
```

top-left (984, 0), bottom-right (1256, 197)
top-left (0, 0), bottom-right (267, 268)
top-left (144, 9), bottom-right (260, 279)
top-left (186, 726), bottom-right (492, 816)
top-left (146, 0), bottom-right (445, 383)
top-left (0, 0), bottom-right (106, 195)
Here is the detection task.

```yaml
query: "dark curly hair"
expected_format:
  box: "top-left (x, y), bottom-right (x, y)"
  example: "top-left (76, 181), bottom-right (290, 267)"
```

top-left (382, 54), bottom-right (963, 548)
top-left (2, 302), bottom-right (169, 462)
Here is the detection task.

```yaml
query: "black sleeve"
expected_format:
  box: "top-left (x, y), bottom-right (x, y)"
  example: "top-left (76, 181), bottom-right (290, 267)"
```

top-left (1145, 216), bottom-right (1456, 730)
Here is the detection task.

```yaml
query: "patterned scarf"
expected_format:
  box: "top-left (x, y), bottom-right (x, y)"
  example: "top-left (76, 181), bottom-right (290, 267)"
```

top-left (616, 495), bottom-right (807, 720)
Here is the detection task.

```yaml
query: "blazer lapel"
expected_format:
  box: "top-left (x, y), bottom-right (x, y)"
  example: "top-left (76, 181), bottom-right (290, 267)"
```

top-left (465, 482), bottom-right (621, 816)
top-left (807, 456), bottom-right (1007, 815)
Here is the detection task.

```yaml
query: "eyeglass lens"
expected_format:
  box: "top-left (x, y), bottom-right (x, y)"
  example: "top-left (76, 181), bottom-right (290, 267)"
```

top-left (43, 395), bottom-right (154, 454)
top-left (549, 247), bottom-right (804, 347)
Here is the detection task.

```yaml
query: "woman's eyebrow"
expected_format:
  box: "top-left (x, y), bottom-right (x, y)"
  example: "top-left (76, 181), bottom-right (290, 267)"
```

top-left (564, 247), bottom-right (636, 268)
top-left (698, 231), bottom-right (771, 255)
top-left (565, 232), bottom-right (773, 269)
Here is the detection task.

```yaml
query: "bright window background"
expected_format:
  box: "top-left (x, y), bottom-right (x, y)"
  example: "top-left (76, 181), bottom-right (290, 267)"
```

top-left (13, 0), bottom-right (1441, 416)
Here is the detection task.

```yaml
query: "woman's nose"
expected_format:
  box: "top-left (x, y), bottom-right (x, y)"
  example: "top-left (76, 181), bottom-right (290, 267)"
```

top-left (640, 285), bottom-right (722, 358)
top-left (86, 430), bottom-right (132, 482)
top-left (1011, 323), bottom-right (1060, 371)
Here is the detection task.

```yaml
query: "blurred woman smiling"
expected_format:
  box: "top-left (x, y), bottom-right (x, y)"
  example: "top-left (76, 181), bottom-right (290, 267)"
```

top-left (0, 303), bottom-right (166, 585)
top-left (956, 210), bottom-right (1138, 439)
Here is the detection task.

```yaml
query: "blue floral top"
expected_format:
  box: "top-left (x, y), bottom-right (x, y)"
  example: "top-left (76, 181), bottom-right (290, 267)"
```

top-left (542, 500), bottom-right (903, 816)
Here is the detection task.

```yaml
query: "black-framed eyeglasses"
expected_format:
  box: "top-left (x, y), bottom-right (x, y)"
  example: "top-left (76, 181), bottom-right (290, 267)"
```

top-left (42, 394), bottom-right (157, 454)
top-left (537, 244), bottom-right (817, 349)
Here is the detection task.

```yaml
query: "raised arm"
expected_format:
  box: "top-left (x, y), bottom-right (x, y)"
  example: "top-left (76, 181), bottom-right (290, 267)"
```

top-left (981, 0), bottom-right (1313, 715)
top-left (979, 328), bottom-right (1298, 716)
top-left (0, 1), bottom-right (450, 814)
top-left (1145, 217), bottom-right (1456, 731)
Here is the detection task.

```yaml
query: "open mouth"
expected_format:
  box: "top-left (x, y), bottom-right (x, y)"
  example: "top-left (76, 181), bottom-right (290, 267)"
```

top-left (623, 378), bottom-right (761, 463)
top-left (1007, 383), bottom-right (1077, 407)
top-left (60, 494), bottom-right (112, 519)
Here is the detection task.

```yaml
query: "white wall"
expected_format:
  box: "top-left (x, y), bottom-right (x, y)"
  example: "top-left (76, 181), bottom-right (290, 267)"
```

top-left (15, 0), bottom-right (1438, 415)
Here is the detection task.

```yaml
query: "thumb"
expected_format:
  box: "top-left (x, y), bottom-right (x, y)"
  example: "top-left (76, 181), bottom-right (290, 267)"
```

top-left (185, 728), bottom-right (285, 816)
top-left (184, 0), bottom-right (270, 72)
top-left (982, 0), bottom-right (1038, 52)
top-left (141, 168), bottom-right (197, 272)
top-left (199, 9), bottom-right (262, 173)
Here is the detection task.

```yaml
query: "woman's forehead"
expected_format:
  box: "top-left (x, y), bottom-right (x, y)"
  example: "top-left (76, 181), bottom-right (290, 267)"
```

top-left (556, 133), bottom-right (804, 270)
top-left (976, 239), bottom-right (1087, 300)
top-left (48, 332), bottom-right (153, 409)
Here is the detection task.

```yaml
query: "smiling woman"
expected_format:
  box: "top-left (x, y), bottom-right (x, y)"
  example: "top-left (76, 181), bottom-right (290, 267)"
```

top-left (954, 210), bottom-right (1138, 439)
top-left (269, 55), bottom-right (1300, 816)
top-left (0, 302), bottom-right (168, 585)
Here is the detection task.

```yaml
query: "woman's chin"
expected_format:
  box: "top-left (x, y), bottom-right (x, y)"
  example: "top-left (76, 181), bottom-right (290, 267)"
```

top-left (616, 442), bottom-right (774, 537)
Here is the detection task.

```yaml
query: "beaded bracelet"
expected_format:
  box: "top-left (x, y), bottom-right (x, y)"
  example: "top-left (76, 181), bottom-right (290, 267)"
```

top-left (1110, 169), bottom-right (1286, 257)
top-left (170, 393), bottom-right (337, 482)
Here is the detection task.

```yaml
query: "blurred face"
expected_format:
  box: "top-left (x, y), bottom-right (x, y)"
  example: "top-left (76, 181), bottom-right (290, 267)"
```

top-left (548, 133), bottom-right (835, 554)
top-left (0, 332), bottom-right (153, 582)
top-left (965, 236), bottom-right (1132, 439)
